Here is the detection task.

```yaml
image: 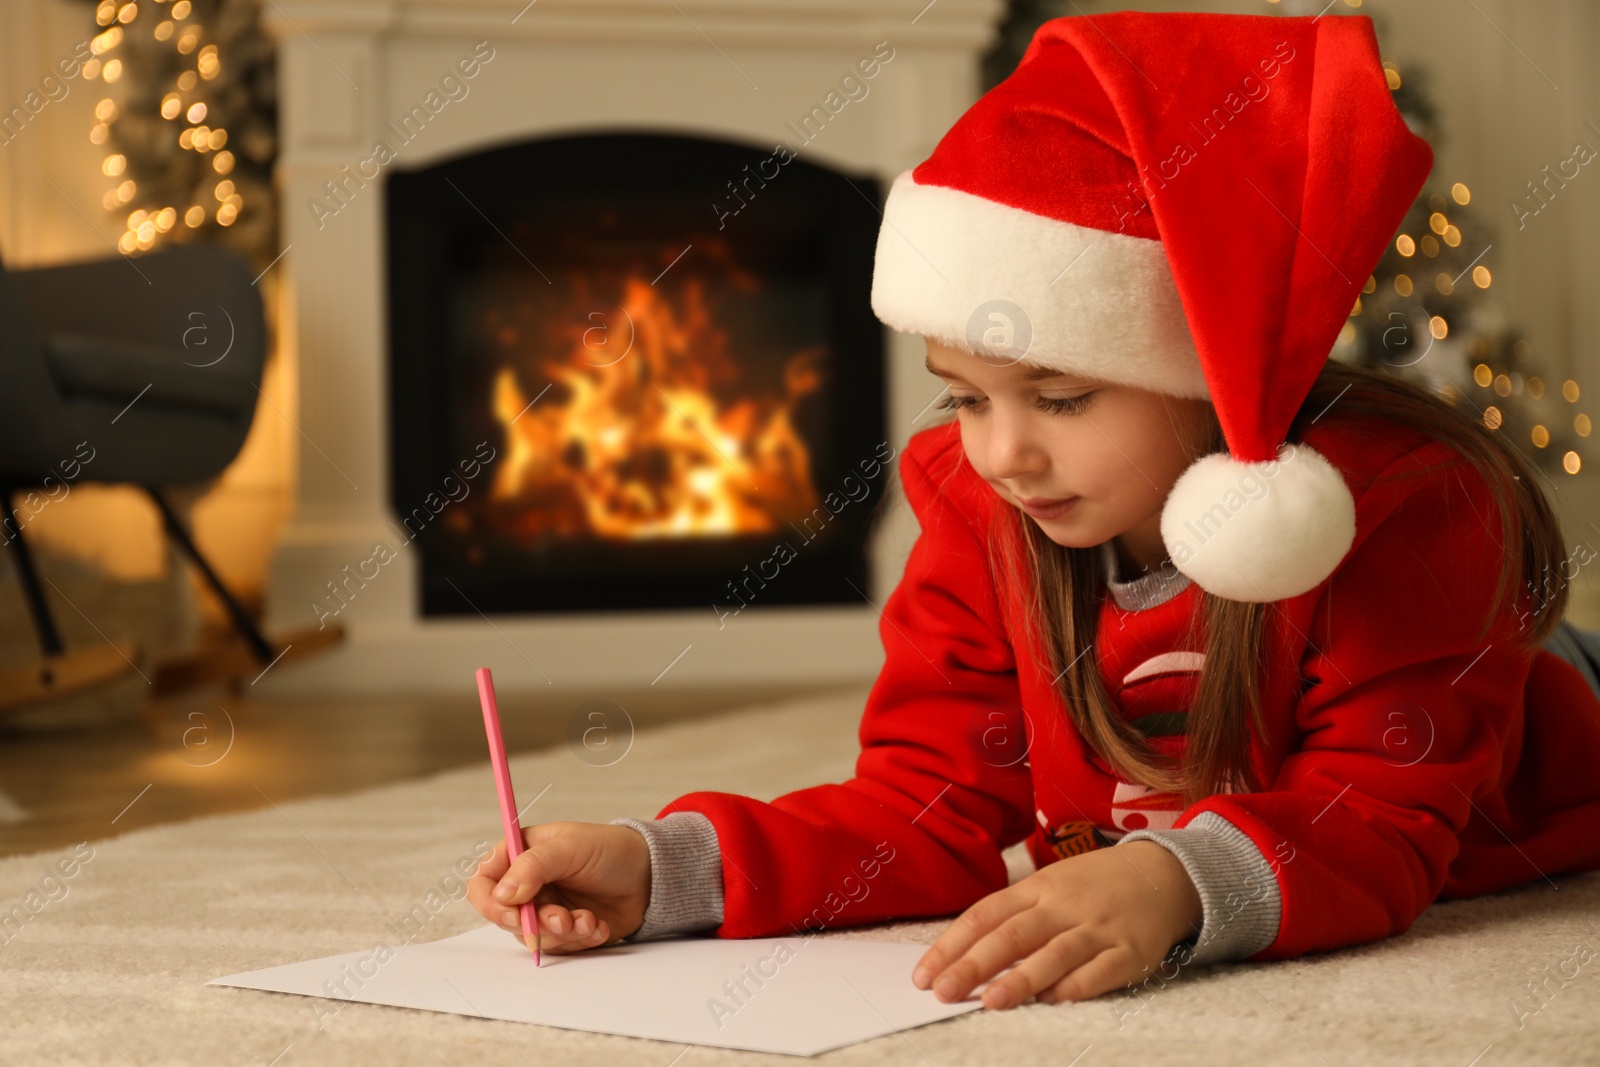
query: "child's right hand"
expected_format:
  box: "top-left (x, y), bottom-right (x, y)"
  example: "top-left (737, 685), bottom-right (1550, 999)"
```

top-left (466, 821), bottom-right (651, 954)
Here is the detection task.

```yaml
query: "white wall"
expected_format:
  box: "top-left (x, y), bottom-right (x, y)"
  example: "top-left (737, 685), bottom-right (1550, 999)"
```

top-left (0, 0), bottom-right (107, 265)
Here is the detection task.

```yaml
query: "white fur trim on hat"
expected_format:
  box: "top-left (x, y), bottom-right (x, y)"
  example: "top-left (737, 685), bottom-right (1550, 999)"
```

top-left (1159, 442), bottom-right (1357, 602)
top-left (870, 169), bottom-right (1209, 398)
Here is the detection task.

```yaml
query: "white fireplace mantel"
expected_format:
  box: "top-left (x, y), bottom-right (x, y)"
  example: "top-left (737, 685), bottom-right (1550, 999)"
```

top-left (257, 0), bottom-right (1004, 695)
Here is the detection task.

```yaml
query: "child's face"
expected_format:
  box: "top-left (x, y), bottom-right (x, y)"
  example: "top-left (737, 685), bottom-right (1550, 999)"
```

top-left (922, 337), bottom-right (1215, 564)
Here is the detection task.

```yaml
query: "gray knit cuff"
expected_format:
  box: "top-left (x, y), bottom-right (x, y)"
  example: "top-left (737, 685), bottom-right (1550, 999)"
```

top-left (609, 811), bottom-right (725, 940)
top-left (1117, 810), bottom-right (1282, 967)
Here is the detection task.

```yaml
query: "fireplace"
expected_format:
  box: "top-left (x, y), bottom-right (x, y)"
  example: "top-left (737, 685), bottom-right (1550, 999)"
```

top-left (386, 132), bottom-right (886, 616)
top-left (259, 0), bottom-right (1002, 694)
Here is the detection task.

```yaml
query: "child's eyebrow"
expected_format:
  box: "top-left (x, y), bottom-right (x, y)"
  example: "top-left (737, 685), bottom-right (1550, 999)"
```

top-left (923, 353), bottom-right (1093, 385)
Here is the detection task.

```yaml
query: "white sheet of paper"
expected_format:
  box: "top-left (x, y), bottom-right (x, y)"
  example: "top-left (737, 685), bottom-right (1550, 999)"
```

top-left (208, 926), bottom-right (983, 1056)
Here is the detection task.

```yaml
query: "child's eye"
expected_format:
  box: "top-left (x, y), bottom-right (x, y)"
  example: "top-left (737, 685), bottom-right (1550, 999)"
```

top-left (934, 393), bottom-right (983, 413)
top-left (934, 392), bottom-right (1096, 415)
top-left (1038, 392), bottom-right (1096, 415)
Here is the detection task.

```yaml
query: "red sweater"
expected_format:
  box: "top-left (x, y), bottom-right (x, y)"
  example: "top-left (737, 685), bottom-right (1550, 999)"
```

top-left (660, 416), bottom-right (1600, 960)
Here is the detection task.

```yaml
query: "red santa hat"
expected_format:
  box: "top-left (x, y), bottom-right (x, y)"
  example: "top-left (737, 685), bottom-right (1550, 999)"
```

top-left (871, 11), bottom-right (1434, 602)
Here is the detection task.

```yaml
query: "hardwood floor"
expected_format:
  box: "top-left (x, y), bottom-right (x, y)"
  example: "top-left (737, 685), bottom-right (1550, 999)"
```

top-left (0, 679), bottom-right (838, 858)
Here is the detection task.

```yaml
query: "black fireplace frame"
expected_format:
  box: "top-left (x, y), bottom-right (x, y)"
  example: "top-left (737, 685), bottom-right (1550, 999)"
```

top-left (385, 130), bottom-right (889, 618)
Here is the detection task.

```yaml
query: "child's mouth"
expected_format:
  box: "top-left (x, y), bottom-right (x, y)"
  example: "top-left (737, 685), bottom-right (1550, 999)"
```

top-left (1016, 495), bottom-right (1080, 520)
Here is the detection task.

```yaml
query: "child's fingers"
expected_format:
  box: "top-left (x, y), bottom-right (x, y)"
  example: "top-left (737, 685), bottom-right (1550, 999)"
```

top-left (467, 838), bottom-right (540, 922)
top-left (975, 927), bottom-right (1101, 1010)
top-left (494, 903), bottom-right (608, 952)
top-left (537, 901), bottom-right (577, 939)
top-left (472, 839), bottom-right (512, 882)
top-left (471, 825), bottom-right (570, 884)
top-left (467, 848), bottom-right (515, 924)
top-left (543, 916), bottom-right (612, 955)
top-left (1036, 944), bottom-right (1137, 1004)
top-left (926, 908), bottom-right (1061, 1003)
top-left (913, 888), bottom-right (1031, 992)
top-left (491, 904), bottom-right (584, 948)
top-left (519, 910), bottom-right (611, 955)
top-left (492, 833), bottom-right (585, 906)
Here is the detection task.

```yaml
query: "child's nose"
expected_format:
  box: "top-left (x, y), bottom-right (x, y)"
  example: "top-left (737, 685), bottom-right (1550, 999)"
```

top-left (986, 418), bottom-right (1049, 481)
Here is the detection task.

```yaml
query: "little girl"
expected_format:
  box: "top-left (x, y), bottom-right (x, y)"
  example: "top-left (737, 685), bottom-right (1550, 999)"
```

top-left (467, 12), bottom-right (1600, 1010)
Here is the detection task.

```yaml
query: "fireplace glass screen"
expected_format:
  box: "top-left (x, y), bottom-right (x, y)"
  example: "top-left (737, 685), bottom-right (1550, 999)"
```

top-left (387, 132), bottom-right (887, 616)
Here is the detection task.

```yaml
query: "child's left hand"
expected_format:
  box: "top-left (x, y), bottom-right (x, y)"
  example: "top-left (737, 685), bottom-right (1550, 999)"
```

top-left (914, 840), bottom-right (1203, 1009)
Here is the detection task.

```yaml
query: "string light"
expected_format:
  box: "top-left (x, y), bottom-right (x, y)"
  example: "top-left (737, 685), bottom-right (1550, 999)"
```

top-left (1365, 59), bottom-right (1585, 476)
top-left (90, 0), bottom-right (239, 254)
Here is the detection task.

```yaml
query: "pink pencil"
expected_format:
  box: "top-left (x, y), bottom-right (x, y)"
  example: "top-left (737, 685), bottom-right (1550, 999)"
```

top-left (476, 667), bottom-right (540, 964)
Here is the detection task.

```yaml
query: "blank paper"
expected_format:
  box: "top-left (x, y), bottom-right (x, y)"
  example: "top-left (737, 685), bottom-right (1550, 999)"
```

top-left (207, 926), bottom-right (983, 1056)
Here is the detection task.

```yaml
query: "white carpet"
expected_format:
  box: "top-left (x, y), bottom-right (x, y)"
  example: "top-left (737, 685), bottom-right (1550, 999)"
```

top-left (2, 686), bottom-right (1598, 1066)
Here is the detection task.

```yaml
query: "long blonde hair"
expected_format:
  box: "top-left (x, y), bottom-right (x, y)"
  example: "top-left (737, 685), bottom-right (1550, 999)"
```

top-left (982, 359), bottom-right (1567, 806)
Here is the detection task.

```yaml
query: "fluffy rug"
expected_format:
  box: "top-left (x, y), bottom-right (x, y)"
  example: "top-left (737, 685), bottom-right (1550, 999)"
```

top-left (2, 686), bottom-right (1597, 1066)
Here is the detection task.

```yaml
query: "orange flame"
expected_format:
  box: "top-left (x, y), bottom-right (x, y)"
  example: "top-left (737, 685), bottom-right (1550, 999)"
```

top-left (489, 275), bottom-right (824, 540)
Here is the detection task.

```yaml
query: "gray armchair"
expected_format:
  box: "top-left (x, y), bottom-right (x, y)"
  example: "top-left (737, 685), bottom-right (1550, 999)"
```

top-left (0, 243), bottom-right (278, 707)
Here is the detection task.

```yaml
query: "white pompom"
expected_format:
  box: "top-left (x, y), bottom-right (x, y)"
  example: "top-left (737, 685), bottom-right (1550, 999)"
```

top-left (1158, 443), bottom-right (1356, 602)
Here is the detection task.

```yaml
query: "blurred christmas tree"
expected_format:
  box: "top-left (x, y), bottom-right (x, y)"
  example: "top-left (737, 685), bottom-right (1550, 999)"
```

top-left (1333, 27), bottom-right (1585, 479)
top-left (979, 0), bottom-right (1587, 476)
top-left (83, 0), bottom-right (278, 275)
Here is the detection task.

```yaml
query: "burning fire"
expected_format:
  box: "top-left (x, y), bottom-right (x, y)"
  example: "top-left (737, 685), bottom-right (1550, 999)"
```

top-left (489, 275), bottom-right (825, 540)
